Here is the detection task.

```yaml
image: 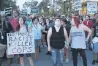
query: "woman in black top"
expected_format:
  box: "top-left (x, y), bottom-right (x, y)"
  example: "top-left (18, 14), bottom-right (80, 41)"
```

top-left (43, 18), bottom-right (51, 55)
top-left (47, 18), bottom-right (69, 66)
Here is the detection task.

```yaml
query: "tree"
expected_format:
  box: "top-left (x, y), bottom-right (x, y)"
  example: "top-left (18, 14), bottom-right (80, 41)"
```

top-left (0, 0), bottom-right (17, 10)
top-left (38, 0), bottom-right (50, 15)
top-left (58, 0), bottom-right (73, 15)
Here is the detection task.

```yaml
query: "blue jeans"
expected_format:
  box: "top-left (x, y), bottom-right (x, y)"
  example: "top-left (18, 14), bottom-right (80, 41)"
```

top-left (51, 48), bottom-right (64, 66)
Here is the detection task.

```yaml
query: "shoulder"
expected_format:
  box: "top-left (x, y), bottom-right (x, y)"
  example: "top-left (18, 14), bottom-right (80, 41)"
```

top-left (80, 24), bottom-right (85, 28)
top-left (80, 24), bottom-right (89, 30)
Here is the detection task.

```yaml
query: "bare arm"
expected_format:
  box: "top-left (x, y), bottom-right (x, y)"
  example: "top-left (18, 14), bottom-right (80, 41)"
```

top-left (83, 24), bottom-right (92, 41)
top-left (47, 27), bottom-right (52, 51)
top-left (64, 28), bottom-right (69, 47)
top-left (69, 31), bottom-right (72, 45)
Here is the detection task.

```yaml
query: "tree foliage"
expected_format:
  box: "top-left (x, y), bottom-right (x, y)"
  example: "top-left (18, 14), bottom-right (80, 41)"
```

top-left (38, 0), bottom-right (50, 14)
top-left (0, 0), bottom-right (17, 10)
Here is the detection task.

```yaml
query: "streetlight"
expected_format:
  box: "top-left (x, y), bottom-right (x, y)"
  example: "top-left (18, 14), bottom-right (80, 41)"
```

top-left (47, 6), bottom-right (50, 14)
top-left (63, 0), bottom-right (66, 14)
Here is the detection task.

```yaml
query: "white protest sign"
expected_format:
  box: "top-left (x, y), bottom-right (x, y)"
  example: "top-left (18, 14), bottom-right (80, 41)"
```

top-left (74, 0), bottom-right (82, 11)
top-left (87, 2), bottom-right (97, 15)
top-left (7, 32), bottom-right (35, 55)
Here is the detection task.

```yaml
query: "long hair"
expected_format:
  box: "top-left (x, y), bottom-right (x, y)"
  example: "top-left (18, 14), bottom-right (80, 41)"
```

top-left (73, 16), bottom-right (80, 28)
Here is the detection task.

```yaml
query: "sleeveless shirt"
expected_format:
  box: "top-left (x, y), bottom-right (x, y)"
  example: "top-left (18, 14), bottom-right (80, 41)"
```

top-left (70, 24), bottom-right (86, 49)
top-left (50, 26), bottom-right (65, 49)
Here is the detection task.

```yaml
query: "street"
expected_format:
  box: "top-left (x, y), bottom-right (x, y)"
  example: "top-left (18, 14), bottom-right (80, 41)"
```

top-left (1, 47), bottom-right (98, 66)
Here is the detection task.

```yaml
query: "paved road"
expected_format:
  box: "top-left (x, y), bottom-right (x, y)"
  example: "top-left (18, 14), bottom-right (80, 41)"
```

top-left (1, 47), bottom-right (98, 66)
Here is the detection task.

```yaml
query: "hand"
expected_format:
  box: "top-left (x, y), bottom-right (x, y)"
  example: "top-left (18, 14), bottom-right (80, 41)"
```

top-left (86, 39), bottom-right (88, 44)
top-left (65, 45), bottom-right (69, 49)
top-left (48, 46), bottom-right (51, 52)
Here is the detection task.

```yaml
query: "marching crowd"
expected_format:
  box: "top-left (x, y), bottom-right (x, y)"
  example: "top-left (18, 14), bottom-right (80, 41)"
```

top-left (0, 9), bottom-right (98, 66)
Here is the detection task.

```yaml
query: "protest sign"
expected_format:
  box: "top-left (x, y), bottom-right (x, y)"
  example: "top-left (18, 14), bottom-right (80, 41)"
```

top-left (7, 32), bottom-right (35, 55)
top-left (74, 0), bottom-right (82, 11)
top-left (87, 2), bottom-right (97, 15)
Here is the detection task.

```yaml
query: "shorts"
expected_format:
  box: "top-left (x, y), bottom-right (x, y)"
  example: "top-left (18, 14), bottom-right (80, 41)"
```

top-left (19, 54), bottom-right (31, 57)
top-left (6, 50), bottom-right (14, 58)
top-left (35, 39), bottom-right (41, 48)
top-left (93, 42), bottom-right (98, 53)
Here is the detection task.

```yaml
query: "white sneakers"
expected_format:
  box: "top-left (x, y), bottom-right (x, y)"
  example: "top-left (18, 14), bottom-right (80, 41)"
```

top-left (65, 59), bottom-right (69, 64)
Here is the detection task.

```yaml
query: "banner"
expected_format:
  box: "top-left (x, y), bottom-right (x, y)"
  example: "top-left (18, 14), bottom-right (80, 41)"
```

top-left (31, 8), bottom-right (39, 14)
top-left (87, 2), bottom-right (97, 14)
top-left (7, 32), bottom-right (35, 55)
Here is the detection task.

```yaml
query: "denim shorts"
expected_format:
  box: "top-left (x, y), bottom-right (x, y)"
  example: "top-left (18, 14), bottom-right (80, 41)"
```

top-left (35, 39), bottom-right (41, 48)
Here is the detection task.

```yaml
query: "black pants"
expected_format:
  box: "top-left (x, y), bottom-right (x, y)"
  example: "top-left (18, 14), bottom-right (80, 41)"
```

top-left (72, 48), bottom-right (87, 66)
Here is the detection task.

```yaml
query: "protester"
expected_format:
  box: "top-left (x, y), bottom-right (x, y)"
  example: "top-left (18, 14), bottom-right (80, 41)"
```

top-left (69, 16), bottom-right (92, 66)
top-left (18, 17), bottom-right (34, 66)
top-left (43, 18), bottom-right (51, 55)
top-left (0, 13), bottom-right (13, 66)
top-left (32, 17), bottom-right (43, 60)
top-left (38, 16), bottom-right (45, 51)
top-left (47, 18), bottom-right (69, 66)
top-left (92, 13), bottom-right (98, 65)
top-left (83, 15), bottom-right (94, 50)
top-left (6, 9), bottom-right (20, 66)
top-left (61, 18), bottom-right (71, 63)
top-left (10, 9), bottom-right (20, 32)
top-left (25, 14), bottom-right (32, 31)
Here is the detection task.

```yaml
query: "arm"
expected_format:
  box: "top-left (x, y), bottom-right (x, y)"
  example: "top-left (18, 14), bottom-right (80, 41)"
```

top-left (47, 27), bottom-right (52, 51)
top-left (64, 28), bottom-right (69, 48)
top-left (83, 24), bottom-right (92, 41)
top-left (69, 31), bottom-right (72, 45)
top-left (43, 31), bottom-right (48, 33)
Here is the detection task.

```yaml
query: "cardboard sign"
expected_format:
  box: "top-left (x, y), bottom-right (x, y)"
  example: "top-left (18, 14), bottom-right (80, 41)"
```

top-left (87, 2), bottom-right (97, 14)
top-left (74, 0), bottom-right (82, 11)
top-left (7, 32), bottom-right (35, 55)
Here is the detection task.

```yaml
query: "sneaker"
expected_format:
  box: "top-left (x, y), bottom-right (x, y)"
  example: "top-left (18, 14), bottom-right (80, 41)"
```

top-left (46, 51), bottom-right (51, 56)
top-left (65, 59), bottom-right (69, 64)
top-left (92, 60), bottom-right (96, 65)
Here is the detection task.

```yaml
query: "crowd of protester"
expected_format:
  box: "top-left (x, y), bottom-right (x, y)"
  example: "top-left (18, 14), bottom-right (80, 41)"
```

top-left (0, 9), bottom-right (98, 66)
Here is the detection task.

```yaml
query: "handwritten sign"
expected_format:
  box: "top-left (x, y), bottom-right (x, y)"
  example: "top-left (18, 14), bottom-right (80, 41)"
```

top-left (74, 0), bottom-right (82, 11)
top-left (87, 2), bottom-right (97, 14)
top-left (7, 32), bottom-right (35, 55)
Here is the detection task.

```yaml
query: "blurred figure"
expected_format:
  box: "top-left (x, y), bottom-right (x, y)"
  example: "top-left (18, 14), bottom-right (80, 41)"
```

top-left (32, 17), bottom-right (43, 60)
top-left (7, 9), bottom-right (20, 66)
top-left (0, 12), bottom-right (13, 66)
top-left (61, 18), bottom-right (71, 64)
top-left (92, 13), bottom-right (98, 65)
top-left (25, 14), bottom-right (32, 31)
top-left (83, 15), bottom-right (94, 51)
top-left (43, 18), bottom-right (51, 55)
